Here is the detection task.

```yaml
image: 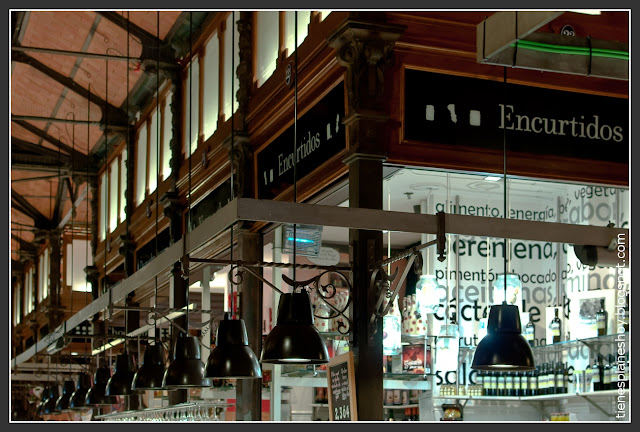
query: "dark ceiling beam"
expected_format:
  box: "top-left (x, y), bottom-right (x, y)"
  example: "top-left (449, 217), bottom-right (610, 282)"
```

top-left (11, 153), bottom-right (67, 173)
top-left (96, 11), bottom-right (177, 67)
top-left (11, 137), bottom-right (71, 161)
top-left (11, 235), bottom-right (37, 258)
top-left (12, 120), bottom-right (89, 164)
top-left (11, 11), bottom-right (28, 46)
top-left (11, 190), bottom-right (50, 227)
top-left (11, 51), bottom-right (129, 127)
top-left (52, 177), bottom-right (68, 225)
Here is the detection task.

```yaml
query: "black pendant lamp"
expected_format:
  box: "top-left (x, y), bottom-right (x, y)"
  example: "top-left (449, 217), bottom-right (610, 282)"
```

top-left (205, 313), bottom-right (262, 379)
top-left (261, 290), bottom-right (329, 364)
top-left (162, 333), bottom-right (212, 388)
top-left (105, 351), bottom-right (138, 396)
top-left (69, 373), bottom-right (92, 410)
top-left (41, 384), bottom-right (59, 415)
top-left (36, 385), bottom-right (50, 417)
top-left (85, 365), bottom-right (117, 406)
top-left (132, 343), bottom-right (167, 390)
top-left (471, 302), bottom-right (535, 371)
top-left (471, 66), bottom-right (535, 372)
top-left (54, 379), bottom-right (76, 411)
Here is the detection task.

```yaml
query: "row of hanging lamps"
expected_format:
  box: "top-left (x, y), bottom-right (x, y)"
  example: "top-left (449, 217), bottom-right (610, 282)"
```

top-left (470, 67), bottom-right (535, 372)
top-left (260, 12), bottom-right (328, 366)
top-left (203, 11), bottom-right (262, 380)
top-left (132, 11), bottom-right (168, 391)
top-left (162, 11), bottom-right (211, 390)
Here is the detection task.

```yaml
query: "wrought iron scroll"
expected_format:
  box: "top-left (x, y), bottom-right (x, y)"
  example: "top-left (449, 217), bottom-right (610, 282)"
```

top-left (225, 263), bottom-right (353, 335)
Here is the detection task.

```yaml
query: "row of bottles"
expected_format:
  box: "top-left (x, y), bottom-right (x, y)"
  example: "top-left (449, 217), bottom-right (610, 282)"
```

top-left (384, 389), bottom-right (421, 406)
top-left (586, 354), bottom-right (629, 391)
top-left (477, 362), bottom-right (570, 396)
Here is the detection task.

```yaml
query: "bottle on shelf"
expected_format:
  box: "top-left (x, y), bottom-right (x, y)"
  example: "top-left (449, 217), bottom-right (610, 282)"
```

top-left (521, 370), bottom-right (530, 397)
top-left (402, 390), bottom-right (410, 406)
top-left (609, 355), bottom-right (618, 390)
top-left (388, 410), bottom-right (395, 421)
top-left (525, 317), bottom-right (536, 347)
top-left (505, 372), bottom-right (514, 397)
top-left (603, 355), bottom-right (613, 390)
top-left (490, 371), bottom-right (498, 397)
top-left (531, 369), bottom-right (539, 396)
top-left (592, 356), bottom-right (603, 391)
top-left (550, 307), bottom-right (562, 343)
top-left (554, 362), bottom-right (563, 394)
top-left (497, 372), bottom-right (506, 397)
top-left (385, 389), bottom-right (394, 406)
top-left (596, 299), bottom-right (608, 336)
top-left (563, 362), bottom-right (569, 394)
top-left (514, 372), bottom-right (522, 397)
top-left (537, 365), bottom-right (545, 395)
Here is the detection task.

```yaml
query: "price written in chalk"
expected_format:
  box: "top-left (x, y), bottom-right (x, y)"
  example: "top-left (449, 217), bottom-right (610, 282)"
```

top-left (334, 405), bottom-right (350, 420)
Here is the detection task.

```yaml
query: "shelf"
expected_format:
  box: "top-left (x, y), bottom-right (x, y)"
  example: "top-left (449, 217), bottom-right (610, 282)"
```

top-left (530, 333), bottom-right (629, 354)
top-left (434, 389), bottom-right (628, 403)
top-left (311, 403), bottom-right (420, 409)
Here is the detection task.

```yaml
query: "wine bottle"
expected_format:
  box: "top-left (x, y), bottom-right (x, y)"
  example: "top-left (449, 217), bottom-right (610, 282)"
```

top-left (514, 372), bottom-right (522, 397)
top-left (522, 370), bottom-right (530, 397)
top-left (490, 371), bottom-right (498, 397)
top-left (525, 317), bottom-right (536, 347)
top-left (555, 362), bottom-right (563, 394)
top-left (592, 357), bottom-right (602, 391)
top-left (497, 372), bottom-right (506, 396)
top-left (610, 355), bottom-right (619, 391)
top-left (550, 307), bottom-right (562, 343)
top-left (531, 369), bottom-right (539, 396)
top-left (596, 299), bottom-right (608, 336)
top-left (505, 372), bottom-right (514, 397)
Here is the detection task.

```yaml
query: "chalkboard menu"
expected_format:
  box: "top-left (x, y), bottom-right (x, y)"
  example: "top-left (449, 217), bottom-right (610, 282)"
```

top-left (327, 351), bottom-right (357, 421)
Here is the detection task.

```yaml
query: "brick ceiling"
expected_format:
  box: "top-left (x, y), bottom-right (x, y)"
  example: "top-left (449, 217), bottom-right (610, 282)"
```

top-left (10, 11), bottom-right (183, 264)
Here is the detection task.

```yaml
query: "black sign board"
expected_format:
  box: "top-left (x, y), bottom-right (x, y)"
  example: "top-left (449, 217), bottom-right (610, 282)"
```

top-left (404, 69), bottom-right (628, 164)
top-left (327, 351), bottom-right (357, 421)
top-left (257, 82), bottom-right (346, 199)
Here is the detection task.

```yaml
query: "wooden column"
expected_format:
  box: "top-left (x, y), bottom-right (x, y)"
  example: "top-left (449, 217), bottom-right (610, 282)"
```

top-left (329, 15), bottom-right (404, 421)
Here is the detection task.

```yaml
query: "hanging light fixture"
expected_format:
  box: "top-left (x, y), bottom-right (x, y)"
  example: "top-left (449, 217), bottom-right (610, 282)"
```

top-left (85, 364), bottom-right (117, 406)
top-left (260, 12), bottom-right (329, 366)
top-left (471, 67), bottom-right (535, 372)
top-left (105, 350), bottom-right (138, 395)
top-left (54, 379), bottom-right (76, 412)
top-left (204, 11), bottom-right (262, 379)
top-left (162, 332), bottom-right (211, 388)
top-left (68, 372), bottom-right (92, 410)
top-left (261, 290), bottom-right (329, 364)
top-left (41, 384), bottom-right (59, 415)
top-left (132, 343), bottom-right (166, 390)
top-left (206, 312), bottom-right (262, 378)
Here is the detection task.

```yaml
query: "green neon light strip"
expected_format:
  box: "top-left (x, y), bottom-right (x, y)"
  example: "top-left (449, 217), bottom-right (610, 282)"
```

top-left (511, 40), bottom-right (629, 60)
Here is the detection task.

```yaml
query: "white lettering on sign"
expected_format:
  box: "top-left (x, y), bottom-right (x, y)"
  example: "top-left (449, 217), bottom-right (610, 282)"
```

top-left (499, 104), bottom-right (624, 142)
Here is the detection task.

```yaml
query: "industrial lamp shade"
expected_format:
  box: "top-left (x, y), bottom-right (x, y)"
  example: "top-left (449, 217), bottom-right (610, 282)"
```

top-left (85, 366), bottom-right (117, 406)
top-left (162, 334), bottom-right (212, 389)
top-left (41, 385), bottom-right (59, 415)
top-left (205, 313), bottom-right (262, 379)
top-left (471, 304), bottom-right (536, 371)
top-left (105, 352), bottom-right (138, 396)
top-left (69, 373), bottom-right (92, 410)
top-left (36, 385), bottom-right (51, 417)
top-left (54, 380), bottom-right (76, 411)
top-left (260, 290), bottom-right (330, 364)
top-left (132, 343), bottom-right (167, 390)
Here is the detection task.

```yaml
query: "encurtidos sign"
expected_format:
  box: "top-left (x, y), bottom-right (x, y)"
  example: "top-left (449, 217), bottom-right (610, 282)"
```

top-left (404, 69), bottom-right (628, 164)
top-left (257, 81), bottom-right (346, 199)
